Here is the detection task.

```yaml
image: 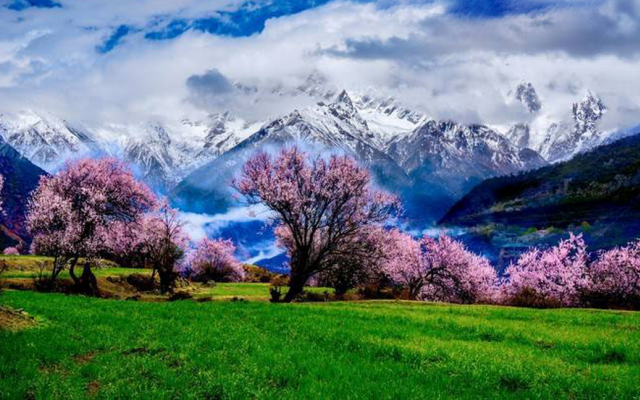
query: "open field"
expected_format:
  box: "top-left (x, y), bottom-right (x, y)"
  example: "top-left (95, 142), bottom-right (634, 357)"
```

top-left (1, 290), bottom-right (640, 399)
top-left (0, 257), bottom-right (331, 301)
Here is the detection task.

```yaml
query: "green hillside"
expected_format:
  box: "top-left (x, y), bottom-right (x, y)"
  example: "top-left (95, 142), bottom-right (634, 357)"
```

top-left (440, 133), bottom-right (640, 249)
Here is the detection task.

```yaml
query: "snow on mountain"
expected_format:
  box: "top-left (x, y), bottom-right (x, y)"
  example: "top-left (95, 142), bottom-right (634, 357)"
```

top-left (537, 91), bottom-right (608, 163)
top-left (0, 110), bottom-right (101, 170)
top-left (173, 89), bottom-right (546, 224)
top-left (388, 120), bottom-right (546, 195)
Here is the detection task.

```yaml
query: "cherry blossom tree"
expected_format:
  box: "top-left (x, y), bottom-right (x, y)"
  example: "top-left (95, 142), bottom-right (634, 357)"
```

top-left (503, 233), bottom-right (587, 307)
top-left (184, 238), bottom-right (245, 283)
top-left (236, 147), bottom-right (399, 302)
top-left (383, 233), bottom-right (497, 303)
top-left (138, 202), bottom-right (189, 294)
top-left (313, 226), bottom-right (391, 296)
top-left (27, 158), bottom-right (156, 294)
top-left (581, 240), bottom-right (640, 309)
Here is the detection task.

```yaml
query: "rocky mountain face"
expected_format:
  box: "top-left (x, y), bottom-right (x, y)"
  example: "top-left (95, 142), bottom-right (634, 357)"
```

top-left (537, 92), bottom-right (608, 163)
top-left (0, 136), bottom-right (47, 250)
top-left (506, 85), bottom-right (611, 164)
top-left (515, 82), bottom-right (542, 113)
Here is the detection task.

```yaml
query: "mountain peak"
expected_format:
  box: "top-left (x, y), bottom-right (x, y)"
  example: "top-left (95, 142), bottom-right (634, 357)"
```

top-left (515, 82), bottom-right (541, 113)
top-left (335, 90), bottom-right (354, 108)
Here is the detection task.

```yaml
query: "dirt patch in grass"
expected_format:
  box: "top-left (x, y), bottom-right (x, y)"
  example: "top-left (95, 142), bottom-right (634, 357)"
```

top-left (86, 380), bottom-right (100, 397)
top-left (0, 305), bottom-right (38, 331)
top-left (73, 351), bottom-right (98, 365)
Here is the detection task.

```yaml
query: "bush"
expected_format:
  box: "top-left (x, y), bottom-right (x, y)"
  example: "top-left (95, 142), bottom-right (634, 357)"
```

top-left (269, 286), bottom-right (282, 303)
top-left (507, 287), bottom-right (563, 309)
top-left (2, 247), bottom-right (19, 256)
top-left (125, 274), bottom-right (157, 292)
top-left (184, 239), bottom-right (245, 283)
top-left (243, 265), bottom-right (280, 283)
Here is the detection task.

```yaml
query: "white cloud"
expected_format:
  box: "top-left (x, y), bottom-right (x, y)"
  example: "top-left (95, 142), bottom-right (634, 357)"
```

top-left (0, 0), bottom-right (638, 135)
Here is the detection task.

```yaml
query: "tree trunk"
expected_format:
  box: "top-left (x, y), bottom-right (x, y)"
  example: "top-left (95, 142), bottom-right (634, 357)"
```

top-left (68, 257), bottom-right (80, 285)
top-left (283, 273), bottom-right (306, 303)
top-left (79, 262), bottom-right (100, 297)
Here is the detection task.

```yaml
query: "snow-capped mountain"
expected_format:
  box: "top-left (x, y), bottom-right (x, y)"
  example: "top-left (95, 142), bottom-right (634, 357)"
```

top-left (504, 83), bottom-right (612, 164)
top-left (537, 91), bottom-right (608, 163)
top-left (0, 111), bottom-right (101, 170)
top-left (119, 115), bottom-right (261, 190)
top-left (387, 120), bottom-right (546, 196)
top-left (173, 90), bottom-right (546, 223)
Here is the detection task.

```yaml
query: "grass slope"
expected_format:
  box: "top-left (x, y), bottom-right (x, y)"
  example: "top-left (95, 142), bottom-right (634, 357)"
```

top-left (1, 291), bottom-right (639, 399)
top-left (440, 133), bottom-right (640, 249)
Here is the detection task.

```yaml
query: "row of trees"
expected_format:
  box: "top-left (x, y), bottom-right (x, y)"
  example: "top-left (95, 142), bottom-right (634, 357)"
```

top-left (25, 158), bottom-right (244, 295)
top-left (9, 147), bottom-right (640, 309)
top-left (235, 147), bottom-right (640, 308)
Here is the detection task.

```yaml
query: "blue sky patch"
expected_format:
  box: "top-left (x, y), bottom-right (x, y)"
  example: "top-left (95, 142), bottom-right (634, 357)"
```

top-left (97, 25), bottom-right (136, 54)
top-left (6, 0), bottom-right (61, 11)
top-left (146, 0), bottom-right (334, 40)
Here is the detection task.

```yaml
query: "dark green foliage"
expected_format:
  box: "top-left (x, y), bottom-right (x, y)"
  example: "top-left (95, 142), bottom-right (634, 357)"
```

top-left (441, 133), bottom-right (640, 248)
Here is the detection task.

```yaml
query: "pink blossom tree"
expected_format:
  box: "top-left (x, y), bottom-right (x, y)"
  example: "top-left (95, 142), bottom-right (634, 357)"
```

top-left (313, 225), bottom-right (392, 296)
top-left (184, 238), bottom-right (245, 283)
top-left (503, 233), bottom-right (587, 307)
top-left (138, 202), bottom-right (189, 294)
top-left (581, 240), bottom-right (640, 309)
top-left (27, 158), bottom-right (156, 294)
top-left (383, 233), bottom-right (497, 303)
top-left (235, 147), bottom-right (399, 302)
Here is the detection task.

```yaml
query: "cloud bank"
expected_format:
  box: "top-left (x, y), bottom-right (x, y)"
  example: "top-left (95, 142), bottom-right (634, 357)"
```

top-left (0, 0), bottom-right (638, 133)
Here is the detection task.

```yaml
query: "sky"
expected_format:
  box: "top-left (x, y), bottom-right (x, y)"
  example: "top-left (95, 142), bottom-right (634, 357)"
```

top-left (1, 0), bottom-right (640, 132)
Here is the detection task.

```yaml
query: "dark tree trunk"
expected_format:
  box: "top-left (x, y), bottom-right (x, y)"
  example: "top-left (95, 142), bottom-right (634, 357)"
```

top-left (70, 259), bottom-right (99, 296)
top-left (79, 262), bottom-right (100, 297)
top-left (68, 257), bottom-right (80, 285)
top-left (283, 273), bottom-right (306, 303)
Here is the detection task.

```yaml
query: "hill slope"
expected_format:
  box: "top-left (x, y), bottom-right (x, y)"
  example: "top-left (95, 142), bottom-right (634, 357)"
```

top-left (440, 132), bottom-right (640, 248)
top-left (0, 138), bottom-right (48, 250)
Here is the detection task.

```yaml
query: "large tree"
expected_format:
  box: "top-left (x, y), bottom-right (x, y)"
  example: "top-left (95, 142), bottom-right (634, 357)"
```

top-left (27, 158), bottom-right (156, 294)
top-left (236, 147), bottom-right (399, 302)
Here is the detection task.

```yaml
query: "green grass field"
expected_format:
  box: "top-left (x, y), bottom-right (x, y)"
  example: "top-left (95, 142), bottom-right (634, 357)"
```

top-left (2, 290), bottom-right (640, 399)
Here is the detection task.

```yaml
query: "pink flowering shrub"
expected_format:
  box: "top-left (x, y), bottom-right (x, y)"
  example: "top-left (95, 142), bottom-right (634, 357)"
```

top-left (581, 240), bottom-right (640, 309)
top-left (2, 247), bottom-right (19, 255)
top-left (384, 233), bottom-right (498, 304)
top-left (185, 238), bottom-right (245, 283)
top-left (236, 146), bottom-right (399, 302)
top-left (503, 233), bottom-right (587, 307)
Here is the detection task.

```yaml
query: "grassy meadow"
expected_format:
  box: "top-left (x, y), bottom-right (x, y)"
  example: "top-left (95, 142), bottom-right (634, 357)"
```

top-left (1, 257), bottom-right (640, 398)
